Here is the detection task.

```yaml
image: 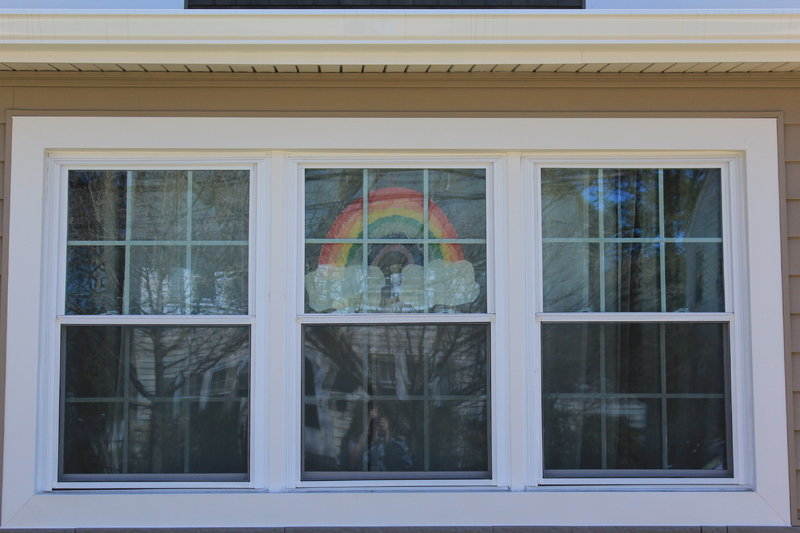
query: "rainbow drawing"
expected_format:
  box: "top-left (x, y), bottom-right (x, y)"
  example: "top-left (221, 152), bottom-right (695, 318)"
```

top-left (317, 187), bottom-right (464, 267)
top-left (306, 187), bottom-right (479, 312)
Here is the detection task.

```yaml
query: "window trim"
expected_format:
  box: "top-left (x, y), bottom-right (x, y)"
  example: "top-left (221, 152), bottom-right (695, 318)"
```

top-left (2, 116), bottom-right (789, 527)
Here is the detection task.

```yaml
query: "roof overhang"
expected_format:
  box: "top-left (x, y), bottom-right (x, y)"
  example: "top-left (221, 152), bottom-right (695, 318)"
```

top-left (1, 9), bottom-right (800, 73)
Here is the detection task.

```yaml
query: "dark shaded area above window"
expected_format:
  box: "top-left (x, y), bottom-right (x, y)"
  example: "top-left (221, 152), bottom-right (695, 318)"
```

top-left (186, 0), bottom-right (583, 9)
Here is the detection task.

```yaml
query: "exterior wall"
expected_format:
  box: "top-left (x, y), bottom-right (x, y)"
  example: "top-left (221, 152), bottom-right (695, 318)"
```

top-left (1, 71), bottom-right (797, 525)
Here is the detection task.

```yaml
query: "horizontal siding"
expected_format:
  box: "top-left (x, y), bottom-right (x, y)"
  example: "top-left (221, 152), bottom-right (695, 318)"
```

top-left (786, 163), bottom-right (800, 199)
top-left (788, 122), bottom-right (800, 522)
top-left (790, 276), bottom-right (800, 313)
top-left (787, 125), bottom-right (800, 162)
top-left (787, 238), bottom-right (800, 275)
top-left (786, 199), bottom-right (800, 235)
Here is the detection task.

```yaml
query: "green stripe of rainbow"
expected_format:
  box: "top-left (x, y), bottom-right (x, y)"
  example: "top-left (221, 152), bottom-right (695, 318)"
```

top-left (317, 187), bottom-right (464, 267)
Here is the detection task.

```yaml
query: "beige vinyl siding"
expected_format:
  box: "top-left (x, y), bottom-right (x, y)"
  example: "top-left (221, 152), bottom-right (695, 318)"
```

top-left (0, 71), bottom-right (798, 523)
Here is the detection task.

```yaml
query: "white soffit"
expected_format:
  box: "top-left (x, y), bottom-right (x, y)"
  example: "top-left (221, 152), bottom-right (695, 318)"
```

top-left (1, 10), bottom-right (800, 72)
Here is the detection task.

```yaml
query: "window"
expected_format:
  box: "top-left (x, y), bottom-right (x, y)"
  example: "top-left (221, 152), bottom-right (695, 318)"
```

top-left (535, 166), bottom-right (731, 478)
top-left (60, 168), bottom-right (252, 481)
top-left (3, 117), bottom-right (789, 527)
top-left (301, 167), bottom-right (491, 480)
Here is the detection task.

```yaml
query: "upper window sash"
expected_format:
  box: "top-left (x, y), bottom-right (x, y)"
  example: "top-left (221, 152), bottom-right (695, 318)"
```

top-left (302, 165), bottom-right (491, 316)
top-left (59, 165), bottom-right (256, 319)
top-left (534, 163), bottom-right (732, 316)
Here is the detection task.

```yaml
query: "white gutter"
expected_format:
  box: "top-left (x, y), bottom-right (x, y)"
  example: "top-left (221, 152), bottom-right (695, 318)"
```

top-left (1, 10), bottom-right (800, 67)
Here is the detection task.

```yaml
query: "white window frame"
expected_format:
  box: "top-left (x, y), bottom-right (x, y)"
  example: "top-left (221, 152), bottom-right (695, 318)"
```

top-left (42, 157), bottom-right (267, 490)
top-left (2, 116), bottom-right (789, 527)
top-left (288, 157), bottom-right (504, 489)
top-left (525, 157), bottom-right (746, 486)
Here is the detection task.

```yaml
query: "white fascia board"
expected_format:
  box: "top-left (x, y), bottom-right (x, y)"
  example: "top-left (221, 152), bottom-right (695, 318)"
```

top-left (1, 10), bottom-right (800, 67)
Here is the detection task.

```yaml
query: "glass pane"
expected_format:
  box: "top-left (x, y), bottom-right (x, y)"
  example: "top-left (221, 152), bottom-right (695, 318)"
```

top-left (541, 168), bottom-right (599, 239)
top-left (665, 243), bottom-right (724, 312)
top-left (303, 323), bottom-right (489, 479)
top-left (130, 170), bottom-right (188, 241)
top-left (68, 170), bottom-right (127, 241)
top-left (542, 242), bottom-right (600, 312)
top-left (429, 169), bottom-right (486, 239)
top-left (544, 397), bottom-right (663, 471)
top-left (663, 169), bottom-right (722, 239)
top-left (305, 168), bottom-right (487, 314)
top-left (191, 170), bottom-right (249, 241)
top-left (367, 170), bottom-right (425, 240)
top-left (61, 325), bottom-right (250, 479)
top-left (191, 245), bottom-right (248, 315)
top-left (62, 402), bottom-right (124, 475)
top-left (63, 326), bottom-right (124, 398)
top-left (305, 169), bottom-right (364, 240)
top-left (129, 246), bottom-right (187, 314)
top-left (604, 243), bottom-right (661, 313)
top-left (665, 323), bottom-right (727, 394)
top-left (604, 398), bottom-right (662, 470)
top-left (667, 398), bottom-right (728, 471)
top-left (430, 399), bottom-right (489, 472)
top-left (603, 169), bottom-right (659, 238)
top-left (542, 322), bottom-right (730, 476)
top-left (305, 243), bottom-right (373, 313)
top-left (542, 323), bottom-right (661, 396)
top-left (66, 245), bottom-right (125, 315)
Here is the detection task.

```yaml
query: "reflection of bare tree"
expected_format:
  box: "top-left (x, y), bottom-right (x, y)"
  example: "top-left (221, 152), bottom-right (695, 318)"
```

top-left (67, 170), bottom-right (127, 315)
top-left (62, 325), bottom-right (249, 476)
top-left (303, 324), bottom-right (488, 477)
top-left (126, 326), bottom-right (249, 474)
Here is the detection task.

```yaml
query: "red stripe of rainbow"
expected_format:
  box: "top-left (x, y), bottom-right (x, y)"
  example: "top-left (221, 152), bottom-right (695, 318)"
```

top-left (317, 187), bottom-right (464, 267)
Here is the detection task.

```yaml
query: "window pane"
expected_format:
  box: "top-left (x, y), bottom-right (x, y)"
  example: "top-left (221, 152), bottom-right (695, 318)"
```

top-left (130, 170), bottom-right (188, 241)
top-left (603, 169), bottom-right (660, 239)
top-left (66, 169), bottom-right (249, 315)
top-left (129, 245), bottom-right (187, 314)
top-left (305, 169), bottom-right (363, 240)
top-left (604, 243), bottom-right (661, 313)
top-left (191, 170), bottom-right (249, 241)
top-left (542, 322), bottom-right (730, 476)
top-left (541, 168), bottom-right (724, 313)
top-left (663, 169), bottom-right (722, 239)
top-left (302, 323), bottom-right (490, 479)
top-left (68, 170), bottom-right (127, 241)
top-left (367, 169), bottom-right (425, 240)
top-left (665, 243), bottom-right (724, 312)
top-left (191, 245), bottom-right (248, 314)
top-left (305, 168), bottom-right (486, 314)
top-left (543, 242), bottom-right (600, 312)
top-left (429, 169), bottom-right (486, 240)
top-left (541, 169), bottom-right (599, 239)
top-left (66, 245), bottom-right (125, 315)
top-left (61, 325), bottom-right (250, 480)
